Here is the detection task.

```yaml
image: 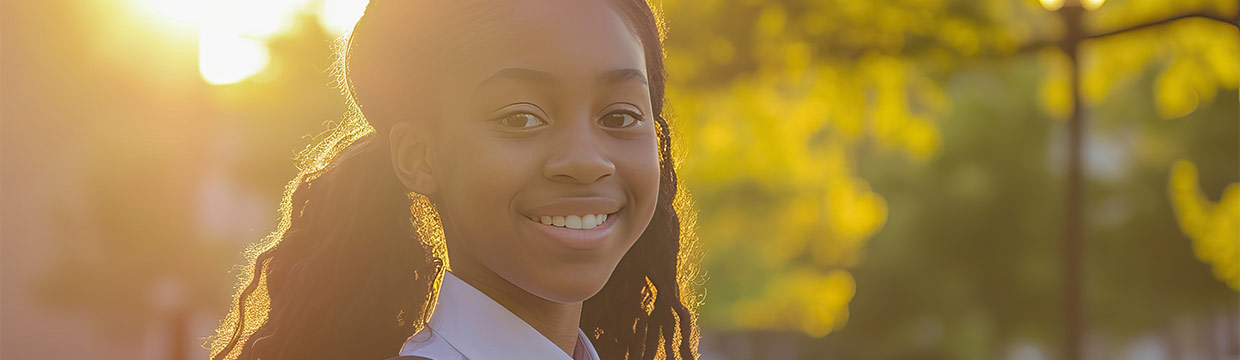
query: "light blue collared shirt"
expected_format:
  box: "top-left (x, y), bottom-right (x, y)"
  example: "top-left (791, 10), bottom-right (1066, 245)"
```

top-left (397, 272), bottom-right (602, 360)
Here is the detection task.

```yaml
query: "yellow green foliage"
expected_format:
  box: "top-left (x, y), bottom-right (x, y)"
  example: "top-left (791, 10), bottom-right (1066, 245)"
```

top-left (665, 0), bottom-right (1238, 338)
top-left (668, 47), bottom-right (941, 336)
top-left (1168, 160), bottom-right (1240, 291)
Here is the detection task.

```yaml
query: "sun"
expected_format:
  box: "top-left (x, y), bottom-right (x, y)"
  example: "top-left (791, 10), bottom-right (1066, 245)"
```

top-left (129, 0), bottom-right (367, 85)
top-left (198, 29), bottom-right (271, 86)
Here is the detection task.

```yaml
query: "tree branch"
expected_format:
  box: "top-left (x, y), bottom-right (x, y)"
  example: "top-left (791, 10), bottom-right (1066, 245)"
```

top-left (1017, 11), bottom-right (1239, 54)
top-left (1088, 11), bottom-right (1239, 39)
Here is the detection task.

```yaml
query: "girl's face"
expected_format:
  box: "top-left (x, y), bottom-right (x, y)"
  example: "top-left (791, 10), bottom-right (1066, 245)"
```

top-left (394, 0), bottom-right (659, 303)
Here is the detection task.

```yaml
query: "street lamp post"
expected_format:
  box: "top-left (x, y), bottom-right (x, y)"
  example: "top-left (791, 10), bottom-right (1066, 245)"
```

top-left (1033, 1), bottom-right (1240, 359)
top-left (1060, 5), bottom-right (1085, 360)
top-left (1037, 1), bottom-right (1096, 359)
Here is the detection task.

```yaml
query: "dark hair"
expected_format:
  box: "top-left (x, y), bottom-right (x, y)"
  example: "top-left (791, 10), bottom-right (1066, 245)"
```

top-left (207, 1), bottom-right (701, 359)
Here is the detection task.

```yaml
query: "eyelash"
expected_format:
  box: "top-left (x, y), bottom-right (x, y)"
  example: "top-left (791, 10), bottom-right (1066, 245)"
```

top-left (598, 109), bottom-right (643, 129)
top-left (495, 112), bottom-right (546, 129)
top-left (492, 107), bottom-right (645, 130)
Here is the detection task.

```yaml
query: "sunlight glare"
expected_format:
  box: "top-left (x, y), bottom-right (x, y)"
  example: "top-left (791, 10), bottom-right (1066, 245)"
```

top-left (133, 0), bottom-right (373, 84)
top-left (132, 0), bottom-right (203, 26)
top-left (319, 0), bottom-right (369, 35)
top-left (206, 0), bottom-right (310, 38)
top-left (199, 29), bottom-right (270, 85)
top-left (193, 0), bottom-right (310, 85)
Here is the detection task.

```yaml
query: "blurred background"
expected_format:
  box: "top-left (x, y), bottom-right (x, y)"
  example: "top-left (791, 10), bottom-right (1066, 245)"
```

top-left (1, 0), bottom-right (1236, 359)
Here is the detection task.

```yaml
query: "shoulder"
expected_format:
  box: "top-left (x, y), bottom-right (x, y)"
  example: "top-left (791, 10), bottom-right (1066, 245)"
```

top-left (392, 327), bottom-right (469, 360)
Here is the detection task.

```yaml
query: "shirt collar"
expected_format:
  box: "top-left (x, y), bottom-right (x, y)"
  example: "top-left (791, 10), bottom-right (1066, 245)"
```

top-left (415, 271), bottom-right (600, 360)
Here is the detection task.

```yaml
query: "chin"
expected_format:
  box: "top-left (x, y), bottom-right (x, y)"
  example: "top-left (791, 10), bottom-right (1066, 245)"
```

top-left (531, 264), bottom-right (618, 304)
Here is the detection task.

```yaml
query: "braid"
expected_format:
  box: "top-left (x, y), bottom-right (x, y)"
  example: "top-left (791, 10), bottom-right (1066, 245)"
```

top-left (209, 133), bottom-right (443, 360)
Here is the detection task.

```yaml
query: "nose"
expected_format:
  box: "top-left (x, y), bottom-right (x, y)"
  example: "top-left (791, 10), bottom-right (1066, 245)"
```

top-left (544, 121), bottom-right (615, 184)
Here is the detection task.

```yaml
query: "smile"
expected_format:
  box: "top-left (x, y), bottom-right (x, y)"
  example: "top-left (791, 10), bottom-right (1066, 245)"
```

top-left (530, 213), bottom-right (611, 230)
top-left (522, 209), bottom-right (621, 251)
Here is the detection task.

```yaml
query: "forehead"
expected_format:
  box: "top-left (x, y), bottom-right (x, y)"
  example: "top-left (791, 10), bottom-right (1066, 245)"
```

top-left (437, 0), bottom-right (647, 87)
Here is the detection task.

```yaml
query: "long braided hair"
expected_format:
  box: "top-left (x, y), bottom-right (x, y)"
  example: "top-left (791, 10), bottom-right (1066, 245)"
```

top-left (206, 0), bottom-right (702, 359)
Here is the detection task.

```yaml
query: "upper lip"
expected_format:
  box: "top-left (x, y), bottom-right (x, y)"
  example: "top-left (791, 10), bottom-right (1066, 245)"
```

top-left (520, 197), bottom-right (624, 218)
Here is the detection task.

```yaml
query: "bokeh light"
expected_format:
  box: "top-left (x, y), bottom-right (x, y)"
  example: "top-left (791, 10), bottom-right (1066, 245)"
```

top-left (1081, 0), bottom-right (1107, 11)
top-left (1040, 0), bottom-right (1066, 11)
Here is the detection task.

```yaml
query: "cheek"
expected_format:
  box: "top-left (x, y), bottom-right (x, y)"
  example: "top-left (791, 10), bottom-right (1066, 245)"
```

top-left (623, 136), bottom-right (662, 224)
top-left (434, 135), bottom-right (537, 231)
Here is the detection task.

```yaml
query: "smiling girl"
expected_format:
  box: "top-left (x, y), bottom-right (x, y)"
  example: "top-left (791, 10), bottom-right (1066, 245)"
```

top-left (207, 0), bottom-right (700, 359)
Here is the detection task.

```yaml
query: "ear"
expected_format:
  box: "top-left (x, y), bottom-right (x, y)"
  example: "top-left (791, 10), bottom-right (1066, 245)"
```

top-left (389, 122), bottom-right (438, 196)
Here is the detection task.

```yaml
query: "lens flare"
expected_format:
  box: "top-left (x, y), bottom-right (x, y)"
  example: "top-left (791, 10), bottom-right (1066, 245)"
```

top-left (1038, 0), bottom-right (1065, 11)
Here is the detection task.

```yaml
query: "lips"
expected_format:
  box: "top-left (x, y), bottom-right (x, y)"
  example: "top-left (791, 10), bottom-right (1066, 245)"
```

top-left (520, 197), bottom-right (622, 221)
top-left (519, 197), bottom-right (624, 250)
top-left (522, 209), bottom-right (620, 250)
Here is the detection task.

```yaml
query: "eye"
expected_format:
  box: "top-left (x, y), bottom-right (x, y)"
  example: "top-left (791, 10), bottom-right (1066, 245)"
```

top-left (599, 110), bottom-right (642, 129)
top-left (496, 112), bottom-right (547, 129)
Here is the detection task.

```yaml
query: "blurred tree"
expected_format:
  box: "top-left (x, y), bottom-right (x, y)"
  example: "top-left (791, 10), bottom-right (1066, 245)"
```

top-left (659, 0), bottom-right (1237, 358)
top-left (1169, 154), bottom-right (1238, 292)
top-left (661, 0), bottom-right (1017, 338)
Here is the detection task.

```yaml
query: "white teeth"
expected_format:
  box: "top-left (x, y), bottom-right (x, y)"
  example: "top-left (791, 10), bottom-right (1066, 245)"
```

top-left (533, 213), bottom-right (611, 230)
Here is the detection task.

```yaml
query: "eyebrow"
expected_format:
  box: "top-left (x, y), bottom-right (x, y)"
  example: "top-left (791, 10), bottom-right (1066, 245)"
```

top-left (477, 68), bottom-right (554, 87)
top-left (600, 68), bottom-right (648, 86)
top-left (476, 68), bottom-right (648, 87)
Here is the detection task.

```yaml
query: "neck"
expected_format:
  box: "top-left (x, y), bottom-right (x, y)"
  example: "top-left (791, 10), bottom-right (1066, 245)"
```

top-left (448, 259), bottom-right (582, 356)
